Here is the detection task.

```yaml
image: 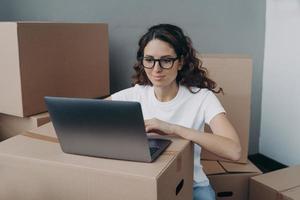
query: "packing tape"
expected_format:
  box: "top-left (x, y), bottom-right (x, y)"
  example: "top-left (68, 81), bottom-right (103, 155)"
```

top-left (22, 132), bottom-right (59, 143)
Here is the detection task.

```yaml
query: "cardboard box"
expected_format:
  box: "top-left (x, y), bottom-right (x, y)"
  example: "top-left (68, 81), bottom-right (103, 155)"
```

top-left (0, 22), bottom-right (109, 117)
top-left (200, 54), bottom-right (253, 163)
top-left (0, 123), bottom-right (193, 200)
top-left (281, 187), bottom-right (300, 200)
top-left (202, 160), bottom-right (261, 200)
top-left (249, 165), bottom-right (300, 200)
top-left (0, 112), bottom-right (50, 141)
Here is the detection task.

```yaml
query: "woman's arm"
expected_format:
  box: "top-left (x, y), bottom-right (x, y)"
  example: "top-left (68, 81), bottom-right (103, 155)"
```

top-left (145, 113), bottom-right (242, 161)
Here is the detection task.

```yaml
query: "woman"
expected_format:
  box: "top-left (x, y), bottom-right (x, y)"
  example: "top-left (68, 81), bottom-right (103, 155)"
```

top-left (107, 24), bottom-right (241, 200)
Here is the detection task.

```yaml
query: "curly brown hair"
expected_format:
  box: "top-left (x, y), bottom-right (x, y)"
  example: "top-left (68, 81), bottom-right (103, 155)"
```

top-left (132, 24), bottom-right (223, 94)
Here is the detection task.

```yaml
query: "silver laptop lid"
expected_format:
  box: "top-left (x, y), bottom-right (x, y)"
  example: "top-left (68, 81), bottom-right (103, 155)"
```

top-left (45, 96), bottom-right (153, 162)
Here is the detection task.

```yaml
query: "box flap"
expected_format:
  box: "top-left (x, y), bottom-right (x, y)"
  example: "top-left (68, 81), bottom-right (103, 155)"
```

top-left (201, 160), bottom-right (226, 175)
top-left (27, 122), bottom-right (56, 137)
top-left (219, 160), bottom-right (262, 173)
top-left (202, 160), bottom-right (262, 175)
top-left (29, 112), bottom-right (50, 126)
top-left (29, 112), bottom-right (50, 120)
top-left (251, 165), bottom-right (300, 192)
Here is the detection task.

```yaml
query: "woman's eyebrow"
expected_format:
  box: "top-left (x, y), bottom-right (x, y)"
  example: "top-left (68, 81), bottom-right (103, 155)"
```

top-left (144, 55), bottom-right (175, 58)
top-left (160, 55), bottom-right (176, 58)
top-left (143, 55), bottom-right (154, 58)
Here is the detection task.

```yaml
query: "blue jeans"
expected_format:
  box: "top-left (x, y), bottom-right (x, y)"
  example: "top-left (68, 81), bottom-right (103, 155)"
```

top-left (193, 184), bottom-right (216, 200)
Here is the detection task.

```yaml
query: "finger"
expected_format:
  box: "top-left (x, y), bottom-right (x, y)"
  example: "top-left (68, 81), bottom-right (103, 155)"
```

top-left (145, 125), bottom-right (155, 132)
top-left (146, 125), bottom-right (167, 135)
top-left (144, 119), bottom-right (154, 125)
top-left (152, 129), bottom-right (168, 135)
top-left (145, 124), bottom-right (160, 133)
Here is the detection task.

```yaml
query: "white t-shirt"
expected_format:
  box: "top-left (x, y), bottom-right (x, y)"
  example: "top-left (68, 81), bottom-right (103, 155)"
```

top-left (111, 84), bottom-right (225, 186)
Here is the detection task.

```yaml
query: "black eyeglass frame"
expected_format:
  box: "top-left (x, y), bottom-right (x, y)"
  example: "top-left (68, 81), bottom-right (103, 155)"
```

top-left (140, 56), bottom-right (179, 69)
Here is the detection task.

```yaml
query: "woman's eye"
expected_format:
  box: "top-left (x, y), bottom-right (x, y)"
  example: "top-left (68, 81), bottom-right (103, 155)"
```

top-left (161, 59), bottom-right (172, 63)
top-left (144, 58), bottom-right (154, 62)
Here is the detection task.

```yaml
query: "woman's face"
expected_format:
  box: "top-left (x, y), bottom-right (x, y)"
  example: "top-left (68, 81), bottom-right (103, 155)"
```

top-left (143, 39), bottom-right (182, 88)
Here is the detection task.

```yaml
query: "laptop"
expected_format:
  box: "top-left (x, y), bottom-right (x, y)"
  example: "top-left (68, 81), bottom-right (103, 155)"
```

top-left (44, 96), bottom-right (171, 162)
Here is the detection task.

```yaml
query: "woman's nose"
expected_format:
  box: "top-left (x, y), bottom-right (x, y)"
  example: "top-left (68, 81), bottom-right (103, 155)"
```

top-left (153, 61), bottom-right (163, 72)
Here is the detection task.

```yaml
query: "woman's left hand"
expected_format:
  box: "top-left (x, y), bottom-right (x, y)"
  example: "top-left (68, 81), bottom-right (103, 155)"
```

top-left (144, 118), bottom-right (176, 136)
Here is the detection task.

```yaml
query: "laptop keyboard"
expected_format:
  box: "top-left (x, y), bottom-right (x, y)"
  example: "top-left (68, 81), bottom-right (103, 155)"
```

top-left (150, 147), bottom-right (159, 156)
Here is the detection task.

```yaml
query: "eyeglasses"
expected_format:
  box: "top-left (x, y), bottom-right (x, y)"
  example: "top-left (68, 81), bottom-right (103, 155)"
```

top-left (141, 56), bottom-right (179, 69)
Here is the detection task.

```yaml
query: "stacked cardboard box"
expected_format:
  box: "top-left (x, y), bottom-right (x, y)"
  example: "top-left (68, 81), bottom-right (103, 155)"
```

top-left (0, 22), bottom-right (110, 140)
top-left (200, 55), bottom-right (262, 200)
top-left (0, 112), bottom-right (50, 141)
top-left (202, 160), bottom-right (261, 200)
top-left (0, 122), bottom-right (194, 200)
top-left (249, 165), bottom-right (300, 200)
top-left (201, 54), bottom-right (252, 164)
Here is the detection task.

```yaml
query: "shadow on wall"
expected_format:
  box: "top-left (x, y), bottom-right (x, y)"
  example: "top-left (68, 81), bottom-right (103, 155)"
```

top-left (248, 154), bottom-right (287, 174)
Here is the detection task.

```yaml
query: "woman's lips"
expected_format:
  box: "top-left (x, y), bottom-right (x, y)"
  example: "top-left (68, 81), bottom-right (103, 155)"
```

top-left (152, 75), bottom-right (165, 80)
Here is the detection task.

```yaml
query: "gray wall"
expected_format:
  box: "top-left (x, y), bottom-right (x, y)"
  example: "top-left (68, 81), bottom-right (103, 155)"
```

top-left (0, 0), bottom-right (266, 155)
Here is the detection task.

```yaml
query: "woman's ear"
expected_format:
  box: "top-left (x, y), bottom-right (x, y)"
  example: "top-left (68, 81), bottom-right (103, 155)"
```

top-left (178, 65), bottom-right (184, 71)
top-left (178, 65), bottom-right (182, 71)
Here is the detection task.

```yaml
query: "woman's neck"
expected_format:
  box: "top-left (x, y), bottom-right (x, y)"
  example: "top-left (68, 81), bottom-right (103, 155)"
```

top-left (153, 82), bottom-right (179, 102)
